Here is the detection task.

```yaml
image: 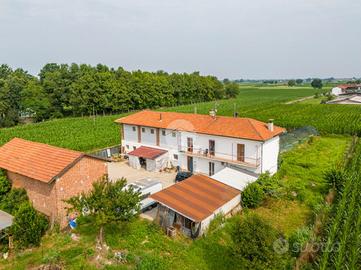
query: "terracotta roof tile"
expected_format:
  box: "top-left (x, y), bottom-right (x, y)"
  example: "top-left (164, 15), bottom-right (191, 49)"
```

top-left (128, 146), bottom-right (167, 160)
top-left (116, 110), bottom-right (285, 141)
top-left (0, 138), bottom-right (84, 183)
top-left (150, 174), bottom-right (240, 222)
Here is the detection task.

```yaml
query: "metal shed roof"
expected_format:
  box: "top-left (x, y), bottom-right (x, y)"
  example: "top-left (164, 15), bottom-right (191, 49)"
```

top-left (150, 174), bottom-right (240, 222)
top-left (0, 210), bottom-right (13, 230)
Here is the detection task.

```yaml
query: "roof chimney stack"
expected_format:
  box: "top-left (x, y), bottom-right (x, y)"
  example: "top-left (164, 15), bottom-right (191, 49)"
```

top-left (267, 119), bottom-right (274, 132)
top-left (209, 109), bottom-right (217, 119)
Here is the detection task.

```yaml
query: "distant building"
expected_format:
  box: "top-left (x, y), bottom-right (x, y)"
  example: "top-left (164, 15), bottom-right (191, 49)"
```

top-left (0, 138), bottom-right (107, 228)
top-left (331, 84), bottom-right (361, 96)
top-left (327, 95), bottom-right (361, 105)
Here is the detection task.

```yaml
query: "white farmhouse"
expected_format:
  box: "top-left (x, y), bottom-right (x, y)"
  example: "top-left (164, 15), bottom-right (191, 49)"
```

top-left (115, 110), bottom-right (285, 176)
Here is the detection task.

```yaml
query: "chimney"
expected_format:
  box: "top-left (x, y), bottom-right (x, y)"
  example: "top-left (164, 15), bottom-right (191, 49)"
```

top-left (209, 109), bottom-right (216, 119)
top-left (267, 119), bottom-right (274, 132)
top-left (234, 112), bottom-right (238, 118)
top-left (159, 113), bottom-right (162, 121)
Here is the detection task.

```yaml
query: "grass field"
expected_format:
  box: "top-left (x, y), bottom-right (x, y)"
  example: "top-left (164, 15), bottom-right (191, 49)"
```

top-left (0, 136), bottom-right (349, 270)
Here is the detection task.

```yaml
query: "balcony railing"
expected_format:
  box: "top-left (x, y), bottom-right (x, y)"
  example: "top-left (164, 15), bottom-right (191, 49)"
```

top-left (179, 146), bottom-right (261, 168)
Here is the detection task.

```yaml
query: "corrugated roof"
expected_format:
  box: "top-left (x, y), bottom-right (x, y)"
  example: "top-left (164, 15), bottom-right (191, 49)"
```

top-left (0, 138), bottom-right (84, 183)
top-left (116, 110), bottom-right (285, 141)
top-left (128, 146), bottom-right (167, 160)
top-left (150, 174), bottom-right (240, 222)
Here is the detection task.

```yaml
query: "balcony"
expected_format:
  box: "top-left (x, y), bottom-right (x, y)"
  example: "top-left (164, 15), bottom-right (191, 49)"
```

top-left (179, 146), bottom-right (261, 169)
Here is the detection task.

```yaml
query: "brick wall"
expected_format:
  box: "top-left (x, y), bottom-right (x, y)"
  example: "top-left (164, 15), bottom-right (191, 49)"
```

top-left (55, 156), bottom-right (107, 227)
top-left (7, 171), bottom-right (57, 218)
top-left (7, 156), bottom-right (107, 228)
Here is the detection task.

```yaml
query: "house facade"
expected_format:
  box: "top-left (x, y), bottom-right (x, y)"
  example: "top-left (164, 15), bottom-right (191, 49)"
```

top-left (116, 110), bottom-right (285, 176)
top-left (0, 138), bottom-right (107, 228)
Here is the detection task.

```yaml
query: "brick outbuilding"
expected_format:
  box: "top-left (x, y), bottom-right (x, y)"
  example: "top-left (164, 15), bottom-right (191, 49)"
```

top-left (0, 138), bottom-right (108, 228)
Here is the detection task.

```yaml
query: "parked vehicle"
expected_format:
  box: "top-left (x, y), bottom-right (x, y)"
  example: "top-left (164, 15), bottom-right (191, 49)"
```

top-left (175, 171), bottom-right (193, 183)
top-left (126, 178), bottom-right (163, 212)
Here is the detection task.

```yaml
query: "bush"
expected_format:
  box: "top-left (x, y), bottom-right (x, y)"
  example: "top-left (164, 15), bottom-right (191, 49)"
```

top-left (324, 169), bottom-right (346, 195)
top-left (257, 173), bottom-right (279, 197)
top-left (241, 182), bottom-right (265, 208)
top-left (231, 214), bottom-right (288, 269)
top-left (0, 188), bottom-right (28, 214)
top-left (0, 170), bottom-right (11, 198)
top-left (288, 227), bottom-right (312, 257)
top-left (11, 202), bottom-right (48, 249)
top-left (136, 254), bottom-right (166, 270)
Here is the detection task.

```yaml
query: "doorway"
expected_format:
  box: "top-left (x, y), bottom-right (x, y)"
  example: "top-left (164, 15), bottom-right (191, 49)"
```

top-left (187, 156), bottom-right (193, 172)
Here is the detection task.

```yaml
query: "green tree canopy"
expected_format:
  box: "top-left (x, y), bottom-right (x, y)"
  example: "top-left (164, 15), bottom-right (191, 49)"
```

top-left (311, 78), bottom-right (323, 89)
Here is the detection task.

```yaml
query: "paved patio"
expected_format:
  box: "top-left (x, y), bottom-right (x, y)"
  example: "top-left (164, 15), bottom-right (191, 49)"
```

top-left (108, 161), bottom-right (177, 188)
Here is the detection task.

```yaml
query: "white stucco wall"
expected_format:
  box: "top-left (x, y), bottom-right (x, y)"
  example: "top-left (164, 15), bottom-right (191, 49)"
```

top-left (331, 87), bottom-right (342, 96)
top-left (200, 194), bottom-right (241, 235)
top-left (261, 136), bottom-right (279, 174)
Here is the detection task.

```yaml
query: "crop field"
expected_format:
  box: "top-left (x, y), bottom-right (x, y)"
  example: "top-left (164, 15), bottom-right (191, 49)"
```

top-left (319, 139), bottom-right (361, 270)
top-left (1, 85), bottom-right (361, 152)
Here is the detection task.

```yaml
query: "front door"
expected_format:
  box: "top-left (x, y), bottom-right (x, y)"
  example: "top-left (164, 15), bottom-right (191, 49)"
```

top-left (187, 156), bottom-right (193, 172)
top-left (237, 144), bottom-right (245, 162)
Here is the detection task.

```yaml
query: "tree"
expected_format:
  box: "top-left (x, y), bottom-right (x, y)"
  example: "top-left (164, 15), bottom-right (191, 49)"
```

top-left (11, 202), bottom-right (48, 248)
top-left (241, 182), bottom-right (265, 208)
top-left (225, 82), bottom-right (240, 98)
top-left (231, 214), bottom-right (288, 269)
top-left (0, 188), bottom-right (29, 214)
top-left (65, 177), bottom-right (141, 246)
top-left (288, 80), bottom-right (296, 87)
top-left (311, 78), bottom-right (323, 89)
top-left (296, 79), bottom-right (303, 85)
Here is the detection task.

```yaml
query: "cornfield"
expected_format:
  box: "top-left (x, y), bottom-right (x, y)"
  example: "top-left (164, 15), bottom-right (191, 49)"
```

top-left (318, 139), bottom-right (361, 270)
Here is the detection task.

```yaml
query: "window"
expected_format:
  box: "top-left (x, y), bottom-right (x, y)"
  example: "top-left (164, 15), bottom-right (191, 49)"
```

top-left (126, 145), bottom-right (129, 149)
top-left (209, 140), bottom-right (215, 156)
top-left (172, 131), bottom-right (176, 137)
top-left (209, 162), bottom-right (215, 176)
top-left (187, 137), bottom-right (193, 152)
top-left (142, 127), bottom-right (145, 133)
top-left (237, 144), bottom-right (245, 162)
top-left (173, 154), bottom-right (178, 160)
top-left (132, 126), bottom-right (136, 132)
top-left (133, 146), bottom-right (136, 150)
top-left (162, 130), bottom-right (166, 136)
top-left (150, 129), bottom-right (154, 134)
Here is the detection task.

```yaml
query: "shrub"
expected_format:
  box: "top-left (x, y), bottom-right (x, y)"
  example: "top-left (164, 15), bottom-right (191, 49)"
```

top-left (0, 188), bottom-right (28, 214)
top-left (324, 169), bottom-right (346, 195)
top-left (0, 170), bottom-right (11, 198)
top-left (136, 254), bottom-right (166, 270)
top-left (241, 182), bottom-right (265, 208)
top-left (11, 202), bottom-right (48, 249)
top-left (257, 173), bottom-right (279, 197)
top-left (288, 227), bottom-right (312, 257)
top-left (231, 214), bottom-right (288, 269)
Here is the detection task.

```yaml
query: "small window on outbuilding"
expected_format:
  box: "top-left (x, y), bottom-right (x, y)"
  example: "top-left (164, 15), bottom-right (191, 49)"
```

top-left (162, 130), bottom-right (166, 136)
top-left (142, 128), bottom-right (145, 133)
top-left (132, 126), bottom-right (136, 132)
top-left (150, 129), bottom-right (154, 134)
top-left (173, 154), bottom-right (178, 160)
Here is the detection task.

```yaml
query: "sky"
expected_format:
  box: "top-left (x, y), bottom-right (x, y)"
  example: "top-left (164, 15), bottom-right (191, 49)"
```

top-left (0, 0), bottom-right (360, 79)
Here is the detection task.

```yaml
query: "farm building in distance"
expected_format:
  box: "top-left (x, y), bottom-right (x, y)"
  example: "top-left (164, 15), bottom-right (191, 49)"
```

top-left (331, 84), bottom-right (361, 96)
top-left (0, 138), bottom-right (107, 228)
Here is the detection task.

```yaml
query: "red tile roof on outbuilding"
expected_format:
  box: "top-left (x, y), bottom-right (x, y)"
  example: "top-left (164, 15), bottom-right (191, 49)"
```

top-left (128, 146), bottom-right (167, 160)
top-left (150, 174), bottom-right (240, 222)
top-left (116, 110), bottom-right (285, 141)
top-left (0, 138), bottom-right (87, 183)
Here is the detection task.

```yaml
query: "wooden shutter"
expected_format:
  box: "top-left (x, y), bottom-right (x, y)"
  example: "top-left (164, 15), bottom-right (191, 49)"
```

top-left (237, 144), bottom-right (245, 162)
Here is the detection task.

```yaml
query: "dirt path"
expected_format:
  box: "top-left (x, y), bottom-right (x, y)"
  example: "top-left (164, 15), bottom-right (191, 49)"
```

top-left (285, 95), bottom-right (314, 104)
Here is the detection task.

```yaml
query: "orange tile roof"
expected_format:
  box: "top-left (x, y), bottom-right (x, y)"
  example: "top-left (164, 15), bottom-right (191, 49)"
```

top-left (116, 110), bottom-right (285, 141)
top-left (0, 138), bottom-right (85, 183)
top-left (128, 146), bottom-right (167, 160)
top-left (150, 174), bottom-right (240, 222)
